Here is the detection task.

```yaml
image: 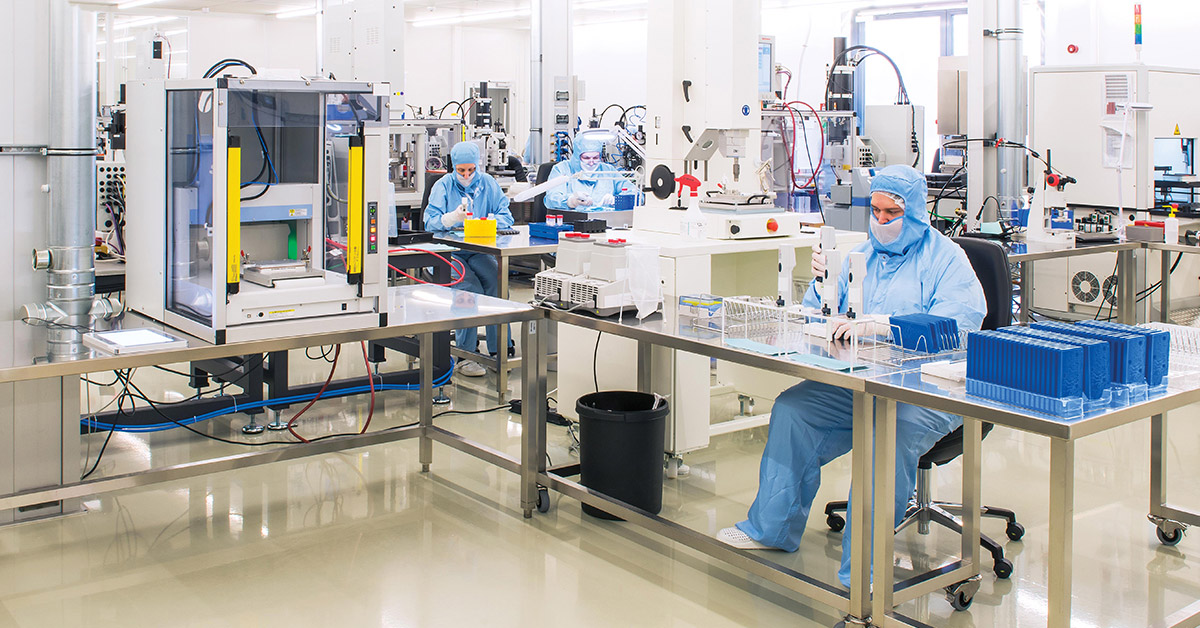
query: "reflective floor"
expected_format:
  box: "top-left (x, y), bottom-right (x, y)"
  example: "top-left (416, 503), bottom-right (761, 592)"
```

top-left (2, 322), bottom-right (1199, 627)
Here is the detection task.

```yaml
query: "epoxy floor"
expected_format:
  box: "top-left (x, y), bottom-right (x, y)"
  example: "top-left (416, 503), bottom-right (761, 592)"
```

top-left (2, 322), bottom-right (1199, 626)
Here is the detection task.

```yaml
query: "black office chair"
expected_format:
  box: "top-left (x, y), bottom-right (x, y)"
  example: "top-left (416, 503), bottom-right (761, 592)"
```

top-left (824, 237), bottom-right (1024, 580)
top-left (532, 162), bottom-right (555, 224)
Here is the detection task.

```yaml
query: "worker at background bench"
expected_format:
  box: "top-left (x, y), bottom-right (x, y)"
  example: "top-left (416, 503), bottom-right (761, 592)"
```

top-left (424, 142), bottom-right (515, 378)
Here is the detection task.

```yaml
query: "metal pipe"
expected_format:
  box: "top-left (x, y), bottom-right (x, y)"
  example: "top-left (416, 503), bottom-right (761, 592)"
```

top-left (43, 0), bottom-right (97, 360)
top-left (995, 0), bottom-right (1024, 221)
top-left (529, 0), bottom-right (544, 164)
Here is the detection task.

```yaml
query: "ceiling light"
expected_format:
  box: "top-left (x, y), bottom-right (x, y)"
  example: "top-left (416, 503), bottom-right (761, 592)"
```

top-left (411, 7), bottom-right (530, 28)
top-left (163, 28), bottom-right (188, 36)
top-left (117, 0), bottom-right (160, 9)
top-left (275, 5), bottom-right (317, 19)
top-left (115, 15), bottom-right (178, 29)
top-left (113, 36), bottom-right (136, 43)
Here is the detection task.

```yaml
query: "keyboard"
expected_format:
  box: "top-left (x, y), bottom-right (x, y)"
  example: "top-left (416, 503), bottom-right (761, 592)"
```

top-left (497, 228), bottom-right (519, 236)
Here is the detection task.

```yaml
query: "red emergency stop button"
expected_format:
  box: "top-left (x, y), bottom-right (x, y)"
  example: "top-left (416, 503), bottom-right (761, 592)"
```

top-left (766, 218), bottom-right (779, 233)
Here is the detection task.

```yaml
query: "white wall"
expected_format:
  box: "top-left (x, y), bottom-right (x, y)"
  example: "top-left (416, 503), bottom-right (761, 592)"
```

top-left (1046, 0), bottom-right (1200, 67)
top-left (574, 19), bottom-right (648, 127)
top-left (187, 13), bottom-right (317, 78)
top-left (402, 24), bottom-right (531, 143)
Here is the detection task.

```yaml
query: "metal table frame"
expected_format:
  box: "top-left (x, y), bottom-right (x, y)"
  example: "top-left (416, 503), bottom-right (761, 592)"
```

top-left (0, 287), bottom-right (546, 523)
top-left (433, 225), bottom-right (559, 398)
top-left (536, 307), bottom-right (966, 628)
top-left (867, 365), bottom-right (1200, 627)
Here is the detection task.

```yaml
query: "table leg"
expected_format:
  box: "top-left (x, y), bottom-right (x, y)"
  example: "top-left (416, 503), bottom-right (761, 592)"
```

top-left (520, 319), bottom-right (547, 518)
top-left (1161, 250), bottom-right (1172, 323)
top-left (1019, 261), bottom-right (1031, 324)
top-left (847, 391), bottom-right (874, 624)
top-left (961, 418), bottom-right (982, 572)
top-left (636, 339), bottom-right (652, 393)
top-left (1117, 248), bottom-right (1136, 325)
top-left (1150, 413), bottom-right (1168, 520)
top-left (497, 255), bottom-right (510, 397)
top-left (1048, 437), bottom-right (1075, 626)
top-left (871, 397), bottom-right (897, 622)
top-left (419, 332), bottom-right (433, 473)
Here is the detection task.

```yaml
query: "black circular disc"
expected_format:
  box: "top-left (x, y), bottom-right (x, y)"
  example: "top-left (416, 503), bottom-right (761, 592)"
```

top-left (650, 164), bottom-right (676, 200)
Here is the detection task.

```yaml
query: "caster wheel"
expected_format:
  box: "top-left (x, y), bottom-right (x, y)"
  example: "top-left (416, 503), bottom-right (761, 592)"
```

top-left (1157, 526), bottom-right (1183, 546)
top-left (993, 557), bottom-right (1014, 579)
top-left (948, 590), bottom-right (974, 612)
top-left (827, 513), bottom-right (846, 532)
top-left (536, 486), bottom-right (551, 513)
top-left (1006, 521), bottom-right (1025, 541)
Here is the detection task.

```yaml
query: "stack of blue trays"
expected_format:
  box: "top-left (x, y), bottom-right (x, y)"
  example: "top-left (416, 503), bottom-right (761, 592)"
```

top-left (1031, 321), bottom-right (1150, 405)
top-left (995, 327), bottom-right (1112, 412)
top-left (1076, 321), bottom-right (1170, 393)
top-left (890, 314), bottom-right (960, 353)
top-left (528, 222), bottom-right (574, 241)
top-left (966, 329), bottom-right (1086, 418)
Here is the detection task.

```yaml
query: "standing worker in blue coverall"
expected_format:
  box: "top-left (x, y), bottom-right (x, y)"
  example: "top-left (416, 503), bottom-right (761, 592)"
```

top-left (716, 164), bottom-right (987, 588)
top-left (544, 134), bottom-right (635, 211)
top-left (424, 142), bottom-right (515, 378)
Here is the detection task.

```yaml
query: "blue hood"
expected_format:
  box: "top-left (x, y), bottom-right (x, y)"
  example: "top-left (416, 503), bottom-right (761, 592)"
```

top-left (569, 134), bottom-right (605, 180)
top-left (868, 164), bottom-right (930, 255)
top-left (449, 142), bottom-right (483, 192)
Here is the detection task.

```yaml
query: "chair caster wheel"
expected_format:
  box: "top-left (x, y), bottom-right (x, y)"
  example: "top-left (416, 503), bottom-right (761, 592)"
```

top-left (1005, 521), bottom-right (1025, 541)
top-left (827, 513), bottom-right (845, 532)
top-left (536, 486), bottom-right (551, 513)
top-left (993, 557), bottom-right (1014, 579)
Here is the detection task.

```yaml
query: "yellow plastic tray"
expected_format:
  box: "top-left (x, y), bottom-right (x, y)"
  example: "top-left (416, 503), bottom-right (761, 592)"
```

top-left (463, 218), bottom-right (497, 239)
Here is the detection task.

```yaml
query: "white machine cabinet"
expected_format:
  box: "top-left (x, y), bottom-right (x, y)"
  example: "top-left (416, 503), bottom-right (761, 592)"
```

top-left (126, 78), bottom-right (392, 344)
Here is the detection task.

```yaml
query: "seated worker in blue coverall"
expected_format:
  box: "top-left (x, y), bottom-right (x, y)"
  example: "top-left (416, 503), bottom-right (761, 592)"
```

top-left (423, 142), bottom-right (516, 378)
top-left (716, 164), bottom-right (987, 588)
top-left (544, 134), bottom-right (635, 211)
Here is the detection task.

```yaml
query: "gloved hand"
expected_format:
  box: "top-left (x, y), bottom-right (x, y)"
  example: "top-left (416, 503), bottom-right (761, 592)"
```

top-left (567, 192), bottom-right (590, 209)
top-left (811, 242), bottom-right (827, 280)
top-left (441, 206), bottom-right (469, 228)
top-left (598, 194), bottom-right (615, 207)
top-left (830, 318), bottom-right (892, 342)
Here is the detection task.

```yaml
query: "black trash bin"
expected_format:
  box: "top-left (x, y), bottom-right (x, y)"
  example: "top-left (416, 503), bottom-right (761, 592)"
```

top-left (576, 391), bottom-right (669, 520)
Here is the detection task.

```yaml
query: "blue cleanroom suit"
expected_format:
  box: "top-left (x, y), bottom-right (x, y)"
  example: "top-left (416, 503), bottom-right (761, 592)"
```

top-left (423, 142), bottom-right (515, 356)
top-left (734, 165), bottom-right (987, 587)
top-left (543, 135), bottom-right (636, 211)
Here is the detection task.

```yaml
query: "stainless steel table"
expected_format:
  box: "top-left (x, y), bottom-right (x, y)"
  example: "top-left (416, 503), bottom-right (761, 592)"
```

top-left (433, 225), bottom-right (559, 397)
top-left (1005, 240), bottom-right (1141, 325)
top-left (537, 302), bottom-right (953, 628)
top-left (0, 285), bottom-right (548, 519)
top-left (867, 350), bottom-right (1200, 627)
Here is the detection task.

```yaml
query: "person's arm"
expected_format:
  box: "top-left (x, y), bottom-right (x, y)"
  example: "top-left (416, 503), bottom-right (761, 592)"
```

top-left (486, 178), bottom-right (515, 228)
top-left (926, 240), bottom-right (987, 331)
top-left (543, 163), bottom-right (573, 210)
top-left (421, 176), bottom-right (455, 234)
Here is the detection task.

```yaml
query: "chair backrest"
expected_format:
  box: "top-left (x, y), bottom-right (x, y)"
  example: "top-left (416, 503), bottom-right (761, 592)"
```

top-left (921, 237), bottom-right (1011, 468)
top-left (531, 162), bottom-right (556, 224)
top-left (417, 171), bottom-right (445, 231)
top-left (951, 237), bottom-right (1012, 331)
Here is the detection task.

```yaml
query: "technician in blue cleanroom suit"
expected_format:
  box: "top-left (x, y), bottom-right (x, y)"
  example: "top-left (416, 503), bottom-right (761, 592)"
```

top-left (543, 134), bottom-right (635, 211)
top-left (423, 142), bottom-right (515, 378)
top-left (716, 164), bottom-right (987, 588)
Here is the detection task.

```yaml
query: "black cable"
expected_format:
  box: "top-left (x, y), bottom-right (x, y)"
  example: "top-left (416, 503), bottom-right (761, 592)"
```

top-left (203, 58), bottom-right (257, 79)
top-left (823, 46), bottom-right (911, 112)
top-left (593, 332), bottom-right (602, 393)
top-left (114, 371), bottom-right (294, 446)
top-left (1095, 259), bottom-right (1120, 320)
top-left (81, 425), bottom-right (115, 480)
top-left (152, 353), bottom-right (265, 381)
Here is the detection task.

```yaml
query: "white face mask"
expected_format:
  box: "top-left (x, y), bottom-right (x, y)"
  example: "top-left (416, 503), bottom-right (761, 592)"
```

top-left (870, 215), bottom-right (904, 245)
top-left (579, 153), bottom-right (601, 172)
top-left (456, 172), bottom-right (474, 187)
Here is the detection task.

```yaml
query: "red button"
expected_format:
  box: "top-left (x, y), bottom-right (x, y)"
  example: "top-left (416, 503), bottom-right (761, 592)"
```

top-left (766, 218), bottom-right (779, 233)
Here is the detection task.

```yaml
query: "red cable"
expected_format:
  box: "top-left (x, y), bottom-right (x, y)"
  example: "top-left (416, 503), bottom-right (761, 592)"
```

top-left (287, 344), bottom-right (341, 443)
top-left (325, 238), bottom-right (466, 287)
top-left (359, 341), bottom-right (375, 434)
top-left (783, 100), bottom-right (825, 190)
